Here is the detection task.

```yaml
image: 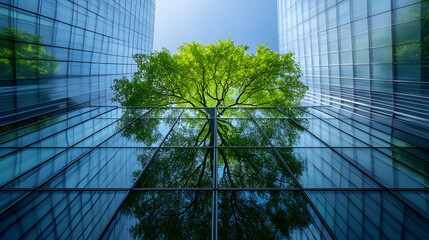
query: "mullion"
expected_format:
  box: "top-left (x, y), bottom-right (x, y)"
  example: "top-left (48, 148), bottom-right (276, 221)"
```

top-left (0, 107), bottom-right (119, 159)
top-left (97, 109), bottom-right (185, 239)
top-left (0, 105), bottom-right (100, 139)
top-left (244, 108), bottom-right (338, 240)
top-left (0, 111), bottom-right (124, 189)
top-left (0, 108), bottom-right (153, 217)
top-left (25, 190), bottom-right (103, 238)
top-left (39, 189), bottom-right (115, 240)
top-left (36, 110), bottom-right (159, 190)
top-left (308, 190), bottom-right (419, 240)
top-left (0, 107), bottom-right (110, 146)
top-left (0, 106), bottom-right (113, 146)
top-left (76, 191), bottom-right (123, 240)
top-left (212, 108), bottom-right (218, 240)
top-left (304, 107), bottom-right (429, 179)
top-left (317, 106), bottom-right (429, 158)
top-left (0, 90), bottom-right (113, 128)
top-left (305, 91), bottom-right (429, 128)
top-left (277, 107), bottom-right (429, 224)
top-left (50, 143), bottom-right (128, 189)
top-left (2, 106), bottom-right (427, 238)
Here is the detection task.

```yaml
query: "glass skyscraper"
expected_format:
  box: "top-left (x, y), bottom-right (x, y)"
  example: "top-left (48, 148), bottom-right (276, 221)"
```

top-left (0, 0), bottom-right (428, 239)
top-left (0, 0), bottom-right (157, 239)
top-left (278, 0), bottom-right (429, 239)
top-left (0, 0), bottom-right (155, 125)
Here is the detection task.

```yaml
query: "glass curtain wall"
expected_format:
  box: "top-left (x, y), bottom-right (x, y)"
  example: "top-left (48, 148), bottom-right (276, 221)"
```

top-left (0, 0), bottom-right (155, 126)
top-left (0, 106), bottom-right (427, 239)
top-left (277, 0), bottom-right (429, 149)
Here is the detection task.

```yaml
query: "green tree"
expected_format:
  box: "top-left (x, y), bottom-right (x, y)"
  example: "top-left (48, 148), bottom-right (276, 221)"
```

top-left (112, 39), bottom-right (307, 108)
top-left (111, 40), bottom-right (312, 239)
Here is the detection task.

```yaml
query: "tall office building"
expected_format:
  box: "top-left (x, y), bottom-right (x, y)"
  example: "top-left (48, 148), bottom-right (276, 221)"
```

top-left (0, 0), bottom-right (155, 125)
top-left (278, 0), bottom-right (429, 239)
top-left (0, 0), bottom-right (156, 239)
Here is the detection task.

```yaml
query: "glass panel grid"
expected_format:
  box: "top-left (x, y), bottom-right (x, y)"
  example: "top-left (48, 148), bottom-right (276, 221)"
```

top-left (1, 106), bottom-right (428, 239)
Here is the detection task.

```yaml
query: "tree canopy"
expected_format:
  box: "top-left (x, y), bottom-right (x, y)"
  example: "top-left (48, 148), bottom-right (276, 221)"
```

top-left (111, 39), bottom-right (312, 238)
top-left (112, 39), bottom-right (307, 108)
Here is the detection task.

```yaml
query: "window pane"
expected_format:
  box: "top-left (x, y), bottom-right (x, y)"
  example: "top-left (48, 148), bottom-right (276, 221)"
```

top-left (370, 12), bottom-right (391, 30)
top-left (371, 63), bottom-right (393, 79)
top-left (394, 43), bottom-right (421, 62)
top-left (369, 0), bottom-right (391, 15)
top-left (338, 0), bottom-right (350, 25)
top-left (371, 47), bottom-right (393, 63)
top-left (370, 27), bottom-right (392, 47)
top-left (393, 21), bottom-right (421, 44)
top-left (354, 64), bottom-right (370, 78)
top-left (351, 0), bottom-right (368, 20)
top-left (354, 49), bottom-right (370, 64)
top-left (353, 32), bottom-right (369, 49)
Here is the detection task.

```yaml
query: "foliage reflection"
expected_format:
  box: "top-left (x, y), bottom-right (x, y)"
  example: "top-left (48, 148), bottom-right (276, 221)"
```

top-left (117, 108), bottom-right (312, 239)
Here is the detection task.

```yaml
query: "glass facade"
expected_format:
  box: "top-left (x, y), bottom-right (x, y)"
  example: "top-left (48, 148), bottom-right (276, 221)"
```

top-left (278, 0), bottom-right (429, 146)
top-left (277, 0), bottom-right (429, 239)
top-left (0, 0), bottom-right (428, 239)
top-left (0, 106), bottom-right (428, 239)
top-left (0, 0), bottom-right (155, 126)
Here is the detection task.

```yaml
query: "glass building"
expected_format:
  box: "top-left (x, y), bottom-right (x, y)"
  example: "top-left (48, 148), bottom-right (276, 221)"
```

top-left (0, 0), bottom-right (428, 239)
top-left (277, 0), bottom-right (429, 239)
top-left (0, 0), bottom-right (155, 125)
top-left (0, 106), bottom-right (428, 239)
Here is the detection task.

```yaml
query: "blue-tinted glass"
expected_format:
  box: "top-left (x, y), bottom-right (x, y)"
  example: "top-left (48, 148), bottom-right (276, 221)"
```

top-left (395, 63), bottom-right (421, 81)
top-left (0, 191), bottom-right (127, 239)
top-left (354, 49), bottom-right (370, 64)
top-left (351, 0), bottom-right (368, 20)
top-left (306, 191), bottom-right (429, 239)
top-left (1, 0), bottom-right (428, 238)
top-left (338, 0), bottom-right (350, 25)
top-left (353, 32), bottom-right (369, 49)
top-left (338, 24), bottom-right (352, 37)
top-left (137, 148), bottom-right (213, 188)
top-left (218, 148), bottom-right (296, 188)
top-left (369, 0), bottom-right (391, 15)
top-left (327, 6), bottom-right (337, 28)
top-left (103, 191), bottom-right (212, 240)
top-left (370, 27), bottom-right (392, 47)
top-left (340, 51), bottom-right (353, 64)
top-left (370, 12), bottom-right (391, 30)
top-left (393, 21), bottom-right (421, 44)
top-left (371, 47), bottom-right (393, 63)
top-left (352, 19), bottom-right (368, 34)
top-left (218, 191), bottom-right (333, 239)
top-left (371, 64), bottom-right (392, 80)
top-left (354, 64), bottom-right (370, 78)
top-left (393, 0), bottom-right (421, 9)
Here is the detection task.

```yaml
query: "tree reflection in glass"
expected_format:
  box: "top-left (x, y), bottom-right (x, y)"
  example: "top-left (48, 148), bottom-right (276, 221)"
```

top-left (113, 107), bottom-right (314, 239)
top-left (0, 27), bottom-right (58, 81)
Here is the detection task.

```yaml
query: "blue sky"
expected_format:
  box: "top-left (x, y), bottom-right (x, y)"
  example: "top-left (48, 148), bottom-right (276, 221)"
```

top-left (153, 0), bottom-right (278, 54)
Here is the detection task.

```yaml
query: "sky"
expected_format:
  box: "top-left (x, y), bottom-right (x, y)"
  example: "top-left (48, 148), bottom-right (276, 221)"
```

top-left (153, 0), bottom-right (278, 54)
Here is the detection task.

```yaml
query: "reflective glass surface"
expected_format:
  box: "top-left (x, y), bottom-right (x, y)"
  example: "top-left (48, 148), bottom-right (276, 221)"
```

top-left (0, 0), bottom-right (155, 125)
top-left (278, 0), bottom-right (429, 153)
top-left (0, 106), bottom-right (428, 239)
